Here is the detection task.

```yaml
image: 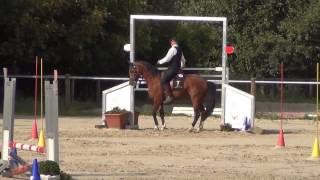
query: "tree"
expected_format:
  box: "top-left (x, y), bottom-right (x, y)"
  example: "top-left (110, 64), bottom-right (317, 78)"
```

top-left (175, 0), bottom-right (318, 79)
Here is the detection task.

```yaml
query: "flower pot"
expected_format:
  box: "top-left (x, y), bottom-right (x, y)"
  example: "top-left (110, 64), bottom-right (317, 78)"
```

top-left (104, 112), bottom-right (129, 129)
top-left (30, 174), bottom-right (60, 180)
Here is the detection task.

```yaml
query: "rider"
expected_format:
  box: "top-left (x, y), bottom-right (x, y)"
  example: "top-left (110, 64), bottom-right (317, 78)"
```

top-left (157, 38), bottom-right (186, 104)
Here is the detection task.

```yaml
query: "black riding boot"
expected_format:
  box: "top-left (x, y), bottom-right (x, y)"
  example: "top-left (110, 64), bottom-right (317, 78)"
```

top-left (163, 84), bottom-right (174, 104)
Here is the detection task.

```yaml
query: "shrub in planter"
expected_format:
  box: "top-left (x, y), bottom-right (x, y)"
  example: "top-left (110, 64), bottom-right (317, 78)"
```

top-left (106, 107), bottom-right (128, 114)
top-left (39, 160), bottom-right (60, 176)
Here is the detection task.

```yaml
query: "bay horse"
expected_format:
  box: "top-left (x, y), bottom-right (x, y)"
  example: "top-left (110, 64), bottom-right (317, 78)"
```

top-left (129, 61), bottom-right (216, 132)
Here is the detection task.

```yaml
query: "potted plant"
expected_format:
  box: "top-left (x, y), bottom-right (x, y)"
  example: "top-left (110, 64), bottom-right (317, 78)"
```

top-left (105, 107), bottom-right (129, 129)
top-left (37, 160), bottom-right (61, 180)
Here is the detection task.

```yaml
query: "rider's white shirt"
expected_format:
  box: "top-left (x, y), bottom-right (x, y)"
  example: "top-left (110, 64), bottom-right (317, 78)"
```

top-left (158, 44), bottom-right (186, 68)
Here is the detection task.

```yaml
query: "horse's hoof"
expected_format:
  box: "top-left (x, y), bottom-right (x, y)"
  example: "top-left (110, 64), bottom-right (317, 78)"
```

top-left (199, 122), bottom-right (204, 130)
top-left (188, 127), bottom-right (194, 132)
top-left (196, 128), bottom-right (202, 133)
top-left (154, 126), bottom-right (159, 131)
top-left (161, 124), bottom-right (167, 131)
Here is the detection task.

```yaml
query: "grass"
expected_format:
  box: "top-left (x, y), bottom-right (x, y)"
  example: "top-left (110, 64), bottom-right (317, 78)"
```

top-left (256, 94), bottom-right (316, 103)
top-left (13, 97), bottom-right (100, 116)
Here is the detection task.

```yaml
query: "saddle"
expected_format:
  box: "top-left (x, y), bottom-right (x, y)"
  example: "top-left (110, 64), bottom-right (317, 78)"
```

top-left (170, 72), bottom-right (184, 89)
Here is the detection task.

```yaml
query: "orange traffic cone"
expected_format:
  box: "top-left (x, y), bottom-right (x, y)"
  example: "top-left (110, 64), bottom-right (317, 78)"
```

top-left (31, 120), bottom-right (38, 140)
top-left (276, 128), bottom-right (285, 148)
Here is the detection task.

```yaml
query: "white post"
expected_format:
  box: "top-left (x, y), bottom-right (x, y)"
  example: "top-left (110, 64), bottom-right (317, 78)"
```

top-left (45, 78), bottom-right (59, 163)
top-left (129, 16), bottom-right (136, 127)
top-left (221, 18), bottom-right (227, 125)
top-left (2, 130), bottom-right (10, 161)
top-left (2, 78), bottom-right (16, 161)
top-left (3, 67), bottom-right (7, 78)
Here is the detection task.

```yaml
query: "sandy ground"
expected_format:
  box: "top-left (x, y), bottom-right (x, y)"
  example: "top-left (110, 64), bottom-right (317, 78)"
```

top-left (1, 115), bottom-right (320, 180)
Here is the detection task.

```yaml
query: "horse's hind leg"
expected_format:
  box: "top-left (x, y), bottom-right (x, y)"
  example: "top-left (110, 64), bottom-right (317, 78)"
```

top-left (189, 109), bottom-right (200, 132)
top-left (159, 104), bottom-right (166, 131)
top-left (198, 105), bottom-right (206, 131)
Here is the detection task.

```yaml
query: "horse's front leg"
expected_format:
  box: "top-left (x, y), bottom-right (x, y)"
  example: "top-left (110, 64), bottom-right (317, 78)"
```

top-left (152, 111), bottom-right (159, 130)
top-left (152, 101), bottom-right (161, 130)
top-left (159, 104), bottom-right (166, 131)
top-left (198, 120), bottom-right (204, 131)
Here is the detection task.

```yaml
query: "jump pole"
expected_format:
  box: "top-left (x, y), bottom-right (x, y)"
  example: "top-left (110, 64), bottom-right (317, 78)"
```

top-left (38, 58), bottom-right (45, 148)
top-left (310, 63), bottom-right (320, 158)
top-left (32, 56), bottom-right (39, 140)
top-left (276, 62), bottom-right (285, 148)
top-left (317, 63), bottom-right (319, 140)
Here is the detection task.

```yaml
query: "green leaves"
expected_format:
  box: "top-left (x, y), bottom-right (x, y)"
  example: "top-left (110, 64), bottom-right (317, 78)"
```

top-left (176, 0), bottom-right (319, 79)
top-left (0, 0), bottom-right (319, 79)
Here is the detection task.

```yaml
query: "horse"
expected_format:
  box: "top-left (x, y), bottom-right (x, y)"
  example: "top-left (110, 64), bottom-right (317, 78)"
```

top-left (129, 61), bottom-right (216, 132)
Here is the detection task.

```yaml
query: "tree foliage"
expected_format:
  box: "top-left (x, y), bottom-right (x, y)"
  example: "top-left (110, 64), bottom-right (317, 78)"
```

top-left (177, 0), bottom-right (319, 78)
top-left (0, 0), bottom-right (319, 79)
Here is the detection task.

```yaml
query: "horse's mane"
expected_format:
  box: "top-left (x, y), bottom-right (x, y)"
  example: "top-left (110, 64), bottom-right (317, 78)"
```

top-left (136, 61), bottom-right (160, 77)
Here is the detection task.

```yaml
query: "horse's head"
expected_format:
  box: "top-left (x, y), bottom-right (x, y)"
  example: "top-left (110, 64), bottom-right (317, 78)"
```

top-left (129, 62), bottom-right (141, 86)
top-left (129, 61), bottom-right (158, 86)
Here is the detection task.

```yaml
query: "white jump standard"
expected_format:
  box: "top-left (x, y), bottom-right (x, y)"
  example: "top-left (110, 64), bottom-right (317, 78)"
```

top-left (1, 72), bottom-right (59, 176)
top-left (102, 15), bottom-right (255, 129)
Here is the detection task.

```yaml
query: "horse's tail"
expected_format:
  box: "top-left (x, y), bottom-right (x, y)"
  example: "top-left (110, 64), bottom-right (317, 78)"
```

top-left (202, 81), bottom-right (216, 120)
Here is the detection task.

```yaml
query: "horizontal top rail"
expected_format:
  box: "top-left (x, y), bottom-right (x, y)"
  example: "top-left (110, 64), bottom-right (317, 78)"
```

top-left (1, 74), bottom-right (320, 85)
top-left (157, 67), bottom-right (223, 71)
top-left (131, 15), bottom-right (226, 22)
top-left (0, 75), bottom-right (129, 81)
top-left (229, 80), bottom-right (320, 85)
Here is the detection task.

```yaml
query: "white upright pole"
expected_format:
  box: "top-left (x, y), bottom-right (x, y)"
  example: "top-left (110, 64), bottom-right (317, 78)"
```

top-left (221, 18), bottom-right (227, 125)
top-left (129, 16), bottom-right (136, 127)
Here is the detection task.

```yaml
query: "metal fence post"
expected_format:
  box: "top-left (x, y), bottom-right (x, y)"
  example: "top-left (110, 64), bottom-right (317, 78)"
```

top-left (251, 78), bottom-right (256, 97)
top-left (64, 74), bottom-right (71, 109)
top-left (96, 80), bottom-right (101, 105)
top-left (71, 79), bottom-right (75, 103)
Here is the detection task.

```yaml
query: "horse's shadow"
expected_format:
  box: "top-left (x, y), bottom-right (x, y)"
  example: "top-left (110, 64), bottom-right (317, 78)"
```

top-left (136, 128), bottom-right (224, 134)
top-left (135, 127), bottom-right (303, 135)
top-left (249, 128), bottom-right (302, 135)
